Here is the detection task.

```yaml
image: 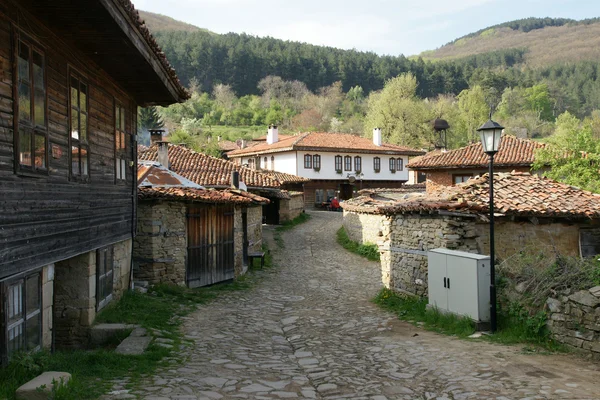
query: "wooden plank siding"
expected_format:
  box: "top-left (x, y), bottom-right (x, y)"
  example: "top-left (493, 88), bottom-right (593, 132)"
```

top-left (0, 2), bottom-right (138, 279)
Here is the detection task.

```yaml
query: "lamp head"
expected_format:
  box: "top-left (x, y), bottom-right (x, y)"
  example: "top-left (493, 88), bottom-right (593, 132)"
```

top-left (477, 119), bottom-right (504, 155)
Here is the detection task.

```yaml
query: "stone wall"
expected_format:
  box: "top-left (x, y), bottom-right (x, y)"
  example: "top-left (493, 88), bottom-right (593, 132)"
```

top-left (342, 210), bottom-right (386, 244)
top-left (546, 286), bottom-right (600, 359)
top-left (53, 238), bottom-right (132, 349)
top-left (280, 194), bottom-right (304, 222)
top-left (134, 201), bottom-right (187, 286)
top-left (380, 214), bottom-right (478, 296)
top-left (234, 206), bottom-right (244, 276)
top-left (247, 205), bottom-right (263, 253)
top-left (41, 264), bottom-right (54, 349)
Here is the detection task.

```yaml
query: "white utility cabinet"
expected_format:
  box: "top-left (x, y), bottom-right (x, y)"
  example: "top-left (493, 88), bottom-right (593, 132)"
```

top-left (427, 248), bottom-right (491, 323)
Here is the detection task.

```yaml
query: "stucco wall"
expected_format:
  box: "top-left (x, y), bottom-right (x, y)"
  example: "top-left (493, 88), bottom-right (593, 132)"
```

top-left (280, 194), bottom-right (305, 222)
top-left (134, 201), bottom-right (187, 286)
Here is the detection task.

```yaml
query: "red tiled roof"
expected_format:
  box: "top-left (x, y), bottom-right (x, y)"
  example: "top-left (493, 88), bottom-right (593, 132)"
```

top-left (138, 187), bottom-right (269, 204)
top-left (228, 132), bottom-right (424, 157)
top-left (342, 172), bottom-right (600, 219)
top-left (117, 0), bottom-right (189, 100)
top-left (139, 144), bottom-right (298, 188)
top-left (407, 136), bottom-right (544, 170)
top-left (259, 170), bottom-right (310, 185)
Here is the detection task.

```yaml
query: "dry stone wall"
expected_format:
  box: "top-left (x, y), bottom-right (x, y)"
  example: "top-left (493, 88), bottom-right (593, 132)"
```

top-left (247, 205), bottom-right (263, 253)
top-left (546, 286), bottom-right (600, 359)
top-left (280, 194), bottom-right (305, 222)
top-left (342, 211), bottom-right (387, 244)
top-left (134, 201), bottom-right (187, 286)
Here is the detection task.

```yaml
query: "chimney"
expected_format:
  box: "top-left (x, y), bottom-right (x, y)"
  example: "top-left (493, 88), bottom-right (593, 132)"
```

top-left (231, 171), bottom-right (240, 189)
top-left (240, 139), bottom-right (247, 149)
top-left (149, 129), bottom-right (165, 145)
top-left (267, 124), bottom-right (279, 144)
top-left (157, 141), bottom-right (169, 169)
top-left (373, 127), bottom-right (382, 146)
top-left (218, 136), bottom-right (222, 142)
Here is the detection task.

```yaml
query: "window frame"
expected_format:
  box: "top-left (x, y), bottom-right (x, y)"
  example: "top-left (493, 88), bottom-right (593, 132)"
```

top-left (315, 189), bottom-right (324, 204)
top-left (344, 156), bottom-right (352, 171)
top-left (334, 155), bottom-right (342, 173)
top-left (453, 174), bottom-right (473, 185)
top-left (312, 154), bottom-right (321, 171)
top-left (354, 156), bottom-right (362, 173)
top-left (396, 157), bottom-right (404, 171)
top-left (1, 270), bottom-right (42, 364)
top-left (14, 32), bottom-right (49, 175)
top-left (69, 70), bottom-right (90, 181)
top-left (270, 156), bottom-right (274, 171)
top-left (115, 102), bottom-right (128, 182)
top-left (304, 154), bottom-right (312, 169)
top-left (389, 158), bottom-right (396, 173)
top-left (96, 246), bottom-right (114, 311)
top-left (373, 157), bottom-right (381, 173)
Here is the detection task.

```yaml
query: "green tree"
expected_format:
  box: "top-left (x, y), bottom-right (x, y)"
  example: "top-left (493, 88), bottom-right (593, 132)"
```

top-left (139, 106), bottom-right (164, 131)
top-left (533, 111), bottom-right (600, 193)
top-left (524, 84), bottom-right (554, 121)
top-left (456, 86), bottom-right (489, 144)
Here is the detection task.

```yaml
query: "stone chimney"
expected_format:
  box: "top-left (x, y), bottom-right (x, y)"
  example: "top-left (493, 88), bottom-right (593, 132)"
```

top-left (149, 129), bottom-right (165, 145)
top-left (373, 127), bottom-right (382, 146)
top-left (157, 141), bottom-right (169, 170)
top-left (267, 124), bottom-right (279, 145)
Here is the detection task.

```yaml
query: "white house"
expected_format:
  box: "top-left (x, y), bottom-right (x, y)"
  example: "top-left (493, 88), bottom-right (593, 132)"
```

top-left (228, 126), bottom-right (425, 208)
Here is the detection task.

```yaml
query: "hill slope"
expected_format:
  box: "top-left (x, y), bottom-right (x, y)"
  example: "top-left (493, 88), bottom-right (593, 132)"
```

top-left (420, 17), bottom-right (600, 66)
top-left (139, 10), bottom-right (212, 33)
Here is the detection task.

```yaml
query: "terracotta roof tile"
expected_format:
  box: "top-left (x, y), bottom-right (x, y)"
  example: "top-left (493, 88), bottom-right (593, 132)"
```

top-left (138, 187), bottom-right (269, 204)
top-left (259, 170), bottom-right (310, 185)
top-left (228, 132), bottom-right (424, 157)
top-left (342, 172), bottom-right (600, 219)
top-left (139, 144), bottom-right (305, 188)
top-left (407, 136), bottom-right (544, 170)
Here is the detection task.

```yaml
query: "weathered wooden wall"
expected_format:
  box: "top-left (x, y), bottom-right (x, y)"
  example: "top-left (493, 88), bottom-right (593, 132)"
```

top-left (0, 1), bottom-right (137, 279)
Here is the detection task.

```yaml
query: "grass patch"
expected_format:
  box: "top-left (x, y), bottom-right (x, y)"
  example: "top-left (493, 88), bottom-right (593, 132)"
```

top-left (336, 226), bottom-right (380, 261)
top-left (274, 213), bottom-right (311, 248)
top-left (0, 274), bottom-right (265, 399)
top-left (373, 287), bottom-right (563, 351)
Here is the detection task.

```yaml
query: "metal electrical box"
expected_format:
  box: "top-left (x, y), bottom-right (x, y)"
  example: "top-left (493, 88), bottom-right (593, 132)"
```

top-left (427, 248), bottom-right (491, 323)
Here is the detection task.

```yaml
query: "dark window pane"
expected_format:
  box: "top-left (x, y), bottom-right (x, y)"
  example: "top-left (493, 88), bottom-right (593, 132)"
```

top-left (80, 113), bottom-right (87, 142)
top-left (26, 275), bottom-right (40, 314)
top-left (19, 129), bottom-right (31, 167)
top-left (71, 145), bottom-right (79, 175)
top-left (80, 84), bottom-right (87, 112)
top-left (33, 52), bottom-right (44, 90)
top-left (115, 105), bottom-right (120, 130)
top-left (34, 135), bottom-right (46, 169)
top-left (18, 42), bottom-right (29, 82)
top-left (18, 82), bottom-right (31, 122)
top-left (120, 132), bottom-right (126, 150)
top-left (396, 158), bottom-right (403, 171)
top-left (26, 313), bottom-right (40, 350)
top-left (81, 147), bottom-right (89, 176)
top-left (120, 109), bottom-right (125, 132)
top-left (71, 78), bottom-right (79, 109)
top-left (8, 282), bottom-right (23, 323)
top-left (34, 89), bottom-right (45, 127)
top-left (71, 109), bottom-right (79, 140)
top-left (8, 325), bottom-right (23, 356)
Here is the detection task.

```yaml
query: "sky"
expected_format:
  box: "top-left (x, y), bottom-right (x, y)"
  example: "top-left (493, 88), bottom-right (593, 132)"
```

top-left (131, 0), bottom-right (600, 56)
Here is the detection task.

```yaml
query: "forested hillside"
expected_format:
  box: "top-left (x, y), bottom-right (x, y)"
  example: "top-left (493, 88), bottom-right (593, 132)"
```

top-left (420, 17), bottom-right (600, 66)
top-left (138, 10), bottom-right (208, 33)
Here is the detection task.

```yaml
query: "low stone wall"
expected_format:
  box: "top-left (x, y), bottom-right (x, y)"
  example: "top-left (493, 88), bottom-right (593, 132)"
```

top-left (247, 205), bottom-right (263, 253)
top-left (380, 214), bottom-right (478, 296)
top-left (546, 287), bottom-right (600, 359)
top-left (342, 211), bottom-right (386, 244)
top-left (134, 201), bottom-right (187, 286)
top-left (280, 194), bottom-right (304, 222)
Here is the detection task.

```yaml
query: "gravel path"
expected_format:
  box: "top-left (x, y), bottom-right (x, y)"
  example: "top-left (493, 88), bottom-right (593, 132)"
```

top-left (120, 211), bottom-right (600, 400)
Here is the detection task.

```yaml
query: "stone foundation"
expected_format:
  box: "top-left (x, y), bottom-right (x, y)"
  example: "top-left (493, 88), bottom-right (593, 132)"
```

top-left (280, 194), bottom-right (304, 222)
top-left (53, 238), bottom-right (132, 349)
top-left (134, 201), bottom-right (187, 286)
top-left (546, 286), bottom-right (600, 359)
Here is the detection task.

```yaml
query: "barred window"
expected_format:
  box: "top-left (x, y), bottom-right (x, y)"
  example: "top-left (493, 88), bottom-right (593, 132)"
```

top-left (354, 156), bottom-right (362, 172)
top-left (373, 157), bottom-right (381, 172)
top-left (335, 155), bottom-right (342, 172)
top-left (304, 154), bottom-right (312, 169)
top-left (344, 156), bottom-right (352, 171)
top-left (396, 158), bottom-right (404, 171)
top-left (313, 154), bottom-right (321, 170)
top-left (389, 158), bottom-right (396, 172)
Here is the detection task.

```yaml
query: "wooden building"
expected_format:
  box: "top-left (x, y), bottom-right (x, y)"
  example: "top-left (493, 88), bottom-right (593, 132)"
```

top-left (0, 0), bottom-right (188, 361)
top-left (135, 162), bottom-right (268, 287)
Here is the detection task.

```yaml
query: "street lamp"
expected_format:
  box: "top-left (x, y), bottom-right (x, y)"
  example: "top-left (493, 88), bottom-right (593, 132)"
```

top-left (477, 118), bottom-right (504, 333)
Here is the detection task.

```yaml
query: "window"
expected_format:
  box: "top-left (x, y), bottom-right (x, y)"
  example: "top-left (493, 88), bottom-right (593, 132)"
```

top-left (69, 73), bottom-right (89, 178)
top-left (344, 156), bottom-right (352, 171)
top-left (335, 155), bottom-right (342, 172)
top-left (264, 156), bottom-right (268, 169)
top-left (304, 154), bottom-right (312, 169)
top-left (115, 104), bottom-right (127, 181)
top-left (453, 174), bottom-right (472, 184)
top-left (96, 246), bottom-right (114, 310)
top-left (315, 189), bottom-right (324, 203)
top-left (327, 189), bottom-right (335, 201)
top-left (396, 158), bottom-right (404, 171)
top-left (389, 158), bottom-right (396, 172)
top-left (3, 272), bottom-right (41, 360)
top-left (271, 156), bottom-right (274, 171)
top-left (247, 158), bottom-right (255, 169)
top-left (313, 154), bottom-right (321, 170)
top-left (373, 157), bottom-right (381, 172)
top-left (16, 38), bottom-right (47, 172)
top-left (354, 156), bottom-right (361, 172)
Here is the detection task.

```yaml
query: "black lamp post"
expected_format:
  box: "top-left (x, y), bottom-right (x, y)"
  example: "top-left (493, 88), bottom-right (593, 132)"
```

top-left (476, 118), bottom-right (504, 333)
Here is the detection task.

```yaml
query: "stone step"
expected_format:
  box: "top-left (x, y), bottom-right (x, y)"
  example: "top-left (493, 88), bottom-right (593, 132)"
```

top-left (16, 371), bottom-right (71, 400)
top-left (90, 323), bottom-right (139, 346)
top-left (115, 328), bottom-right (152, 355)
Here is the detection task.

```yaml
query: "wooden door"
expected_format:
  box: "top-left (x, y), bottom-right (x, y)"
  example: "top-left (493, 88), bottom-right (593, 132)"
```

top-left (187, 205), bottom-right (235, 288)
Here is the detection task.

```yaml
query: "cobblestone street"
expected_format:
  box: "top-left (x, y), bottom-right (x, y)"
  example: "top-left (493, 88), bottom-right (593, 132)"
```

top-left (125, 211), bottom-right (600, 400)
